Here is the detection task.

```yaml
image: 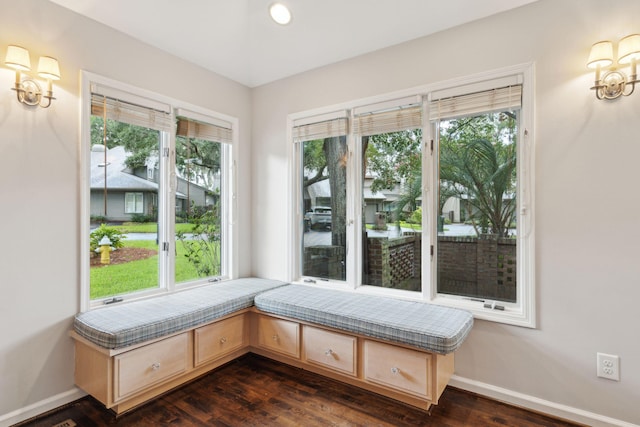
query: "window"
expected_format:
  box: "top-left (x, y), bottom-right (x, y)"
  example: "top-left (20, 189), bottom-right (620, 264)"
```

top-left (81, 72), bottom-right (236, 309)
top-left (124, 192), bottom-right (144, 214)
top-left (294, 112), bottom-right (348, 281)
top-left (291, 65), bottom-right (534, 327)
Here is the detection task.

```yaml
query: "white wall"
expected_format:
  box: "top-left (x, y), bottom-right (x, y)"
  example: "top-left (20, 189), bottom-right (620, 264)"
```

top-left (0, 1), bottom-right (252, 424)
top-left (251, 0), bottom-right (640, 425)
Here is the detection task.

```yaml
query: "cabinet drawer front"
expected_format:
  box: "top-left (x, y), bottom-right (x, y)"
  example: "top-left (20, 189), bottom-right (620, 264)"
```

top-left (114, 333), bottom-right (189, 401)
top-left (363, 340), bottom-right (432, 400)
top-left (257, 315), bottom-right (300, 358)
top-left (195, 314), bottom-right (246, 366)
top-left (303, 326), bottom-right (356, 376)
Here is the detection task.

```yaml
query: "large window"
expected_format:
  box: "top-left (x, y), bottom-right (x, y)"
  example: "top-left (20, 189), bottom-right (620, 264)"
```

top-left (292, 65), bottom-right (535, 327)
top-left (82, 73), bottom-right (235, 309)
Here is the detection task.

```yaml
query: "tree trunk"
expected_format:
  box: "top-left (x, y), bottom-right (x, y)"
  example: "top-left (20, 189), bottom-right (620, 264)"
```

top-left (323, 136), bottom-right (347, 247)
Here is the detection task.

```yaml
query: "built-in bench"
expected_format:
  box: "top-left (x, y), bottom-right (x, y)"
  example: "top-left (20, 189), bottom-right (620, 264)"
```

top-left (71, 278), bottom-right (473, 414)
top-left (254, 284), bottom-right (473, 355)
top-left (74, 277), bottom-right (287, 349)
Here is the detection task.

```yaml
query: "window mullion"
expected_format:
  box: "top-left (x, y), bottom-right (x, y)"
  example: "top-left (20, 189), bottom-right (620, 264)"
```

top-left (346, 127), bottom-right (359, 289)
top-left (159, 130), bottom-right (173, 291)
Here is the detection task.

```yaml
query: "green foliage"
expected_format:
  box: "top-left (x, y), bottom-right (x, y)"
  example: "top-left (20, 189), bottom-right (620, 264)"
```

top-left (176, 203), bottom-right (221, 278)
top-left (408, 207), bottom-right (422, 224)
top-left (439, 113), bottom-right (517, 237)
top-left (367, 129), bottom-right (422, 193)
top-left (392, 172), bottom-right (422, 227)
top-left (90, 215), bottom-right (106, 223)
top-left (130, 213), bottom-right (155, 223)
top-left (176, 136), bottom-right (221, 190)
top-left (90, 224), bottom-right (126, 252)
top-left (90, 116), bottom-right (160, 169)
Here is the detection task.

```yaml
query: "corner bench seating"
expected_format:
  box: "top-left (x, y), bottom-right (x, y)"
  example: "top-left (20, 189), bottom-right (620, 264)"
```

top-left (74, 277), bottom-right (287, 349)
top-left (71, 278), bottom-right (473, 414)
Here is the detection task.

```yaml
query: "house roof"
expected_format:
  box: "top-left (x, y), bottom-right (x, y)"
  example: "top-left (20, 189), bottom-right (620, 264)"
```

top-left (90, 145), bottom-right (159, 192)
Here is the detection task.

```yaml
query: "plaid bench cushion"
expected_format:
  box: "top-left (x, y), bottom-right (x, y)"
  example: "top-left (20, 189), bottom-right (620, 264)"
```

top-left (74, 278), bottom-right (287, 349)
top-left (254, 284), bottom-right (473, 354)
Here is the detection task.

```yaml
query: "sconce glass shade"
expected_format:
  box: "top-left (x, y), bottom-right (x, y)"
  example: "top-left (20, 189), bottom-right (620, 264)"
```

top-left (618, 34), bottom-right (640, 64)
top-left (37, 56), bottom-right (61, 80)
top-left (587, 41), bottom-right (614, 68)
top-left (5, 45), bottom-right (31, 71)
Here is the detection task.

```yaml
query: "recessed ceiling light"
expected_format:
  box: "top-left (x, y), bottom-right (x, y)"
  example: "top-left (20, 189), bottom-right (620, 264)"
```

top-left (269, 3), bottom-right (291, 25)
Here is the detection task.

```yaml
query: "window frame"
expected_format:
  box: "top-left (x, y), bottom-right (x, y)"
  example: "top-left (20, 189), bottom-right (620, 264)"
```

top-left (80, 71), bottom-right (238, 311)
top-left (288, 63), bottom-right (535, 327)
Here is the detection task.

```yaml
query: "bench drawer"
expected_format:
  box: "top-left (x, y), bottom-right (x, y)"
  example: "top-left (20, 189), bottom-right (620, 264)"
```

top-left (114, 333), bottom-right (189, 401)
top-left (303, 326), bottom-right (357, 377)
top-left (363, 340), bottom-right (432, 400)
top-left (257, 315), bottom-right (300, 358)
top-left (195, 314), bottom-right (246, 366)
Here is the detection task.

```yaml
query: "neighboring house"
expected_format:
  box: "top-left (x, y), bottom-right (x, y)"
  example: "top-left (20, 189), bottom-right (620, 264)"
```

top-left (90, 145), bottom-right (215, 222)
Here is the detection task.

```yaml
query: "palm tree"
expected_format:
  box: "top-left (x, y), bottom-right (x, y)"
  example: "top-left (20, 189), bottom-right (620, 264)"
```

top-left (440, 130), bottom-right (516, 237)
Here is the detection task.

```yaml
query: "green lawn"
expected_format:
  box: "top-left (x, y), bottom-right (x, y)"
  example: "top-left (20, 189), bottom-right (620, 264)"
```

top-left (365, 221), bottom-right (422, 231)
top-left (90, 238), bottom-right (219, 299)
top-left (111, 222), bottom-right (195, 234)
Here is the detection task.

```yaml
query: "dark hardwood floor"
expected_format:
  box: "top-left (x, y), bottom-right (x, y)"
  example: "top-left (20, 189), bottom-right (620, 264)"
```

top-left (17, 354), bottom-right (582, 427)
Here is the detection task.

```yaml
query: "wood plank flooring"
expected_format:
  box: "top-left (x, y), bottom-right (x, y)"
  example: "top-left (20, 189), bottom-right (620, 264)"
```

top-left (17, 354), bottom-right (583, 427)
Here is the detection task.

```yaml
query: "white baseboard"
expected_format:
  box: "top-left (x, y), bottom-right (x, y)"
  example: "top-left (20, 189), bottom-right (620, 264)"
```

top-left (449, 375), bottom-right (639, 427)
top-left (0, 388), bottom-right (86, 427)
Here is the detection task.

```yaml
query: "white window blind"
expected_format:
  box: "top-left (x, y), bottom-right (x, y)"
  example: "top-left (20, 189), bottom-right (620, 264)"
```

top-left (90, 94), bottom-right (173, 132)
top-left (293, 111), bottom-right (349, 142)
top-left (429, 85), bottom-right (522, 121)
top-left (354, 104), bottom-right (422, 136)
top-left (176, 116), bottom-right (233, 144)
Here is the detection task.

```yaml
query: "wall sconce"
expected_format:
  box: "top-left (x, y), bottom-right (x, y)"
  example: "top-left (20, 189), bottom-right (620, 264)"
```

top-left (4, 45), bottom-right (61, 108)
top-left (587, 34), bottom-right (640, 100)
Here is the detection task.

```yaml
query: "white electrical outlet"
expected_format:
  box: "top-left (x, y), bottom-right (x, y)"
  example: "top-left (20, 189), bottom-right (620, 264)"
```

top-left (597, 353), bottom-right (620, 381)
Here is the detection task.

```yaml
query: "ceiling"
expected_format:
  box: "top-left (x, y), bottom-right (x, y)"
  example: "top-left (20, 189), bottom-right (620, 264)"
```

top-left (49, 0), bottom-right (538, 88)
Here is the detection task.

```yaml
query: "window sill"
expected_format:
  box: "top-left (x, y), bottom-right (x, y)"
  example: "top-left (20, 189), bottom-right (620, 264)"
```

top-left (429, 294), bottom-right (536, 329)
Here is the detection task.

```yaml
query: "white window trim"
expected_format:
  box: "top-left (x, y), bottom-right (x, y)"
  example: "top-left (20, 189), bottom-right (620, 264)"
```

top-left (80, 71), bottom-right (238, 312)
top-left (288, 63), bottom-right (535, 328)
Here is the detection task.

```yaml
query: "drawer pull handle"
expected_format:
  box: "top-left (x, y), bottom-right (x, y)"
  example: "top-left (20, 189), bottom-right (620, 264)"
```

top-left (151, 363), bottom-right (161, 371)
top-left (220, 337), bottom-right (227, 344)
top-left (325, 349), bottom-right (333, 357)
top-left (272, 334), bottom-right (279, 341)
top-left (391, 367), bottom-right (400, 375)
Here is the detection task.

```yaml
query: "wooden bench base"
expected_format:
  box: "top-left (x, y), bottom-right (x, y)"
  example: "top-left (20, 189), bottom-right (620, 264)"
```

top-left (72, 308), bottom-right (454, 414)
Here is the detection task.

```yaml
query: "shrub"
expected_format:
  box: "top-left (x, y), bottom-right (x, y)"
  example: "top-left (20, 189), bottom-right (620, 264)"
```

top-left (90, 215), bottom-right (106, 223)
top-left (176, 205), bottom-right (220, 278)
top-left (90, 224), bottom-right (126, 252)
top-left (130, 213), bottom-right (156, 223)
top-left (408, 207), bottom-right (422, 224)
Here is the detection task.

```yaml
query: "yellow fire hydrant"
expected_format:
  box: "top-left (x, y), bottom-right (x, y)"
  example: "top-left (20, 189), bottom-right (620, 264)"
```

top-left (95, 236), bottom-right (116, 264)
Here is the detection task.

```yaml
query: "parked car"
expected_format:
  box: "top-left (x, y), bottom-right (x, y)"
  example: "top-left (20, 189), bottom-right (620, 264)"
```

top-left (305, 206), bottom-right (332, 229)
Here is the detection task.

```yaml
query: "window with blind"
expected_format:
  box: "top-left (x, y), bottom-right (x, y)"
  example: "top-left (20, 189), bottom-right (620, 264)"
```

top-left (83, 74), bottom-right (235, 308)
top-left (354, 97), bottom-right (423, 291)
top-left (291, 64), bottom-right (535, 327)
top-left (432, 85), bottom-right (521, 304)
top-left (293, 112), bottom-right (349, 281)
